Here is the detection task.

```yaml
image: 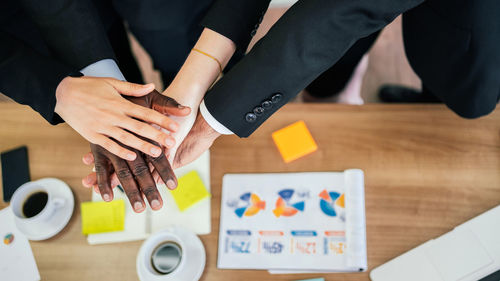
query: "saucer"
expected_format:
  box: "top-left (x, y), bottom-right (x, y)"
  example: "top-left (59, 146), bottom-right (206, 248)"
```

top-left (137, 227), bottom-right (206, 281)
top-left (15, 178), bottom-right (74, 241)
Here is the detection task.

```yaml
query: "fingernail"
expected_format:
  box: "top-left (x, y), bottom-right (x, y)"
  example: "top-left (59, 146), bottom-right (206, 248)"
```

top-left (166, 179), bottom-right (176, 190)
top-left (165, 138), bottom-right (175, 147)
top-left (151, 199), bottom-right (160, 209)
top-left (103, 194), bottom-right (110, 201)
top-left (127, 153), bottom-right (136, 161)
top-left (82, 179), bottom-right (90, 187)
top-left (134, 202), bottom-right (144, 211)
top-left (168, 123), bottom-right (178, 131)
top-left (177, 104), bottom-right (186, 109)
top-left (151, 147), bottom-right (162, 156)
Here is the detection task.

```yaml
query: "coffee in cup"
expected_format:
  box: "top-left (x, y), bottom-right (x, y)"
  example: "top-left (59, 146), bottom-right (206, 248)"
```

top-left (22, 191), bottom-right (48, 218)
top-left (10, 181), bottom-right (66, 239)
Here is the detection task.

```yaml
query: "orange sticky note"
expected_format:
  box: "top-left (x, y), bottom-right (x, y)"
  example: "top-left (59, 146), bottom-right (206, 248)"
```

top-left (272, 121), bottom-right (317, 163)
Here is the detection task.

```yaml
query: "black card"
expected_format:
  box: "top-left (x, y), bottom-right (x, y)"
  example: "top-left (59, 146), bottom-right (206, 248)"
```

top-left (1, 146), bottom-right (30, 202)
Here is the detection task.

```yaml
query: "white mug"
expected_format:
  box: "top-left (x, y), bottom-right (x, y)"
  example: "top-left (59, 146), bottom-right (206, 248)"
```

top-left (10, 180), bottom-right (66, 235)
top-left (137, 227), bottom-right (205, 281)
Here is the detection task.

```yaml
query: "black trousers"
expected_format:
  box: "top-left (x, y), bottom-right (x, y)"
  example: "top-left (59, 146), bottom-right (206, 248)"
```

top-left (306, 29), bottom-right (440, 100)
top-left (306, 31), bottom-right (380, 98)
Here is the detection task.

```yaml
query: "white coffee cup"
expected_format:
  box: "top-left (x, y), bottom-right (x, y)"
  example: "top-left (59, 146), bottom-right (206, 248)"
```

top-left (10, 181), bottom-right (66, 235)
top-left (136, 227), bottom-right (205, 281)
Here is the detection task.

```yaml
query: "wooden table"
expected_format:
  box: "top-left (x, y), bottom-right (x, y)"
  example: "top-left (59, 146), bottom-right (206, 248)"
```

top-left (1, 103), bottom-right (499, 281)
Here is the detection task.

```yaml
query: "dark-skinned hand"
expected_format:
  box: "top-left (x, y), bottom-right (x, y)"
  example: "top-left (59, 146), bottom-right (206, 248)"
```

top-left (82, 90), bottom-right (190, 212)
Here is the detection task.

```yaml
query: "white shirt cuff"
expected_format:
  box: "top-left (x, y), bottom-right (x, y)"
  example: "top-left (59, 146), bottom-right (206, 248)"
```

top-left (199, 100), bottom-right (234, 135)
top-left (80, 59), bottom-right (126, 81)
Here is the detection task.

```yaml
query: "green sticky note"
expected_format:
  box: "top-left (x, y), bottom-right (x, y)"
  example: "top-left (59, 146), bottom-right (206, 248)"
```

top-left (170, 171), bottom-right (210, 211)
top-left (81, 200), bottom-right (125, 234)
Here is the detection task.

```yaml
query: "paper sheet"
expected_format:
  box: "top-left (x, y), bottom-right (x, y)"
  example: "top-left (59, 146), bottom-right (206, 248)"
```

top-left (87, 150), bottom-right (211, 244)
top-left (217, 170), bottom-right (366, 272)
top-left (170, 171), bottom-right (210, 211)
top-left (0, 207), bottom-right (40, 281)
top-left (81, 200), bottom-right (125, 234)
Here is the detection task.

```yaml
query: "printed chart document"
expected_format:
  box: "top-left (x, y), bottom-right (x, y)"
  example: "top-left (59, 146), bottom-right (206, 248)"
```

top-left (217, 170), bottom-right (367, 272)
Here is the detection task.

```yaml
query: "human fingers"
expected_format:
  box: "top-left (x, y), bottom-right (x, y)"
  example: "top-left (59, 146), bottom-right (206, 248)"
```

top-left (105, 126), bottom-right (167, 158)
top-left (105, 78), bottom-right (154, 97)
top-left (117, 119), bottom-right (176, 150)
top-left (92, 134), bottom-right (136, 161)
top-left (83, 171), bottom-right (120, 189)
top-left (173, 112), bottom-right (220, 169)
top-left (126, 104), bottom-right (181, 133)
top-left (82, 152), bottom-right (94, 165)
top-left (111, 174), bottom-right (120, 188)
top-left (146, 152), bottom-right (177, 190)
top-left (151, 93), bottom-right (191, 117)
top-left (93, 151), bottom-right (113, 202)
top-left (152, 170), bottom-right (165, 185)
top-left (126, 154), bottom-right (163, 210)
top-left (82, 172), bottom-right (97, 188)
top-left (108, 154), bottom-right (145, 213)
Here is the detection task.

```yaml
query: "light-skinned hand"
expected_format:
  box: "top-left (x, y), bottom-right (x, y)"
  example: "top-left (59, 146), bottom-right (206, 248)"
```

top-left (173, 111), bottom-right (221, 169)
top-left (55, 76), bottom-right (189, 160)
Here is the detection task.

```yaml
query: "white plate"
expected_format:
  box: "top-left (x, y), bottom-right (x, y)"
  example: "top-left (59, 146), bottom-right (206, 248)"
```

top-left (15, 178), bottom-right (74, 241)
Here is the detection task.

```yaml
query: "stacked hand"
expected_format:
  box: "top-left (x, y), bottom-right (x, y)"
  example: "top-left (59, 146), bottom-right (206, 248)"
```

top-left (55, 77), bottom-right (182, 160)
top-left (81, 90), bottom-right (191, 212)
top-left (81, 91), bottom-right (221, 212)
top-left (79, 28), bottom-right (233, 211)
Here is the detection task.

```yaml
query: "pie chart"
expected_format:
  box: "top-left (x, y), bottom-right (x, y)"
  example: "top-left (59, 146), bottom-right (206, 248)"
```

top-left (233, 192), bottom-right (266, 218)
top-left (319, 189), bottom-right (345, 217)
top-left (273, 189), bottom-right (305, 217)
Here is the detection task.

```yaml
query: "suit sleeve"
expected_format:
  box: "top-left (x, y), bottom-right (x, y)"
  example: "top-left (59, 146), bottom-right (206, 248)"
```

top-left (201, 0), bottom-right (272, 52)
top-left (0, 31), bottom-right (76, 125)
top-left (19, 0), bottom-right (115, 69)
top-left (203, 0), bottom-right (425, 137)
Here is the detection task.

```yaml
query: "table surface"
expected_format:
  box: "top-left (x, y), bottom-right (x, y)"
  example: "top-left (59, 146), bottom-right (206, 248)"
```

top-left (1, 103), bottom-right (499, 281)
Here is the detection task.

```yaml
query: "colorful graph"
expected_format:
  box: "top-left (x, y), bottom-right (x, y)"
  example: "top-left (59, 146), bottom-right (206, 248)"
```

top-left (273, 189), bottom-right (305, 217)
top-left (233, 193), bottom-right (266, 218)
top-left (319, 189), bottom-right (345, 217)
top-left (3, 233), bottom-right (14, 245)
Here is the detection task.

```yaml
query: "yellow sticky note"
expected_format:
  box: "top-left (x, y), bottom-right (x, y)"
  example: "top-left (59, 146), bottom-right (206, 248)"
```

top-left (81, 200), bottom-right (125, 235)
top-left (170, 171), bottom-right (210, 212)
top-left (272, 120), bottom-right (318, 163)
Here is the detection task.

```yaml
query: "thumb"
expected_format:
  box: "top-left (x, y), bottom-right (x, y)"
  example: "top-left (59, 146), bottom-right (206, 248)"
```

top-left (172, 143), bottom-right (187, 169)
top-left (152, 94), bottom-right (191, 116)
top-left (106, 78), bottom-right (155, 97)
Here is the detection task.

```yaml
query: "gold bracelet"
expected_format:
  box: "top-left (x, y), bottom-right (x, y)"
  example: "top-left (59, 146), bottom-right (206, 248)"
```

top-left (192, 48), bottom-right (223, 75)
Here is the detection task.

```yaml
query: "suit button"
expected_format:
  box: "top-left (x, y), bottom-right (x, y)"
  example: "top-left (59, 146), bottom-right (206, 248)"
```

top-left (262, 100), bottom-right (273, 109)
top-left (245, 113), bottom-right (257, 123)
top-left (250, 29), bottom-right (257, 37)
top-left (253, 106), bottom-right (264, 115)
top-left (271, 93), bottom-right (283, 103)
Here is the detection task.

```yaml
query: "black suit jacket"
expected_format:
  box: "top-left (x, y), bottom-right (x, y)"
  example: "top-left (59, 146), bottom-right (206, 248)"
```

top-left (201, 0), bottom-right (500, 137)
top-left (0, 0), bottom-right (115, 124)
